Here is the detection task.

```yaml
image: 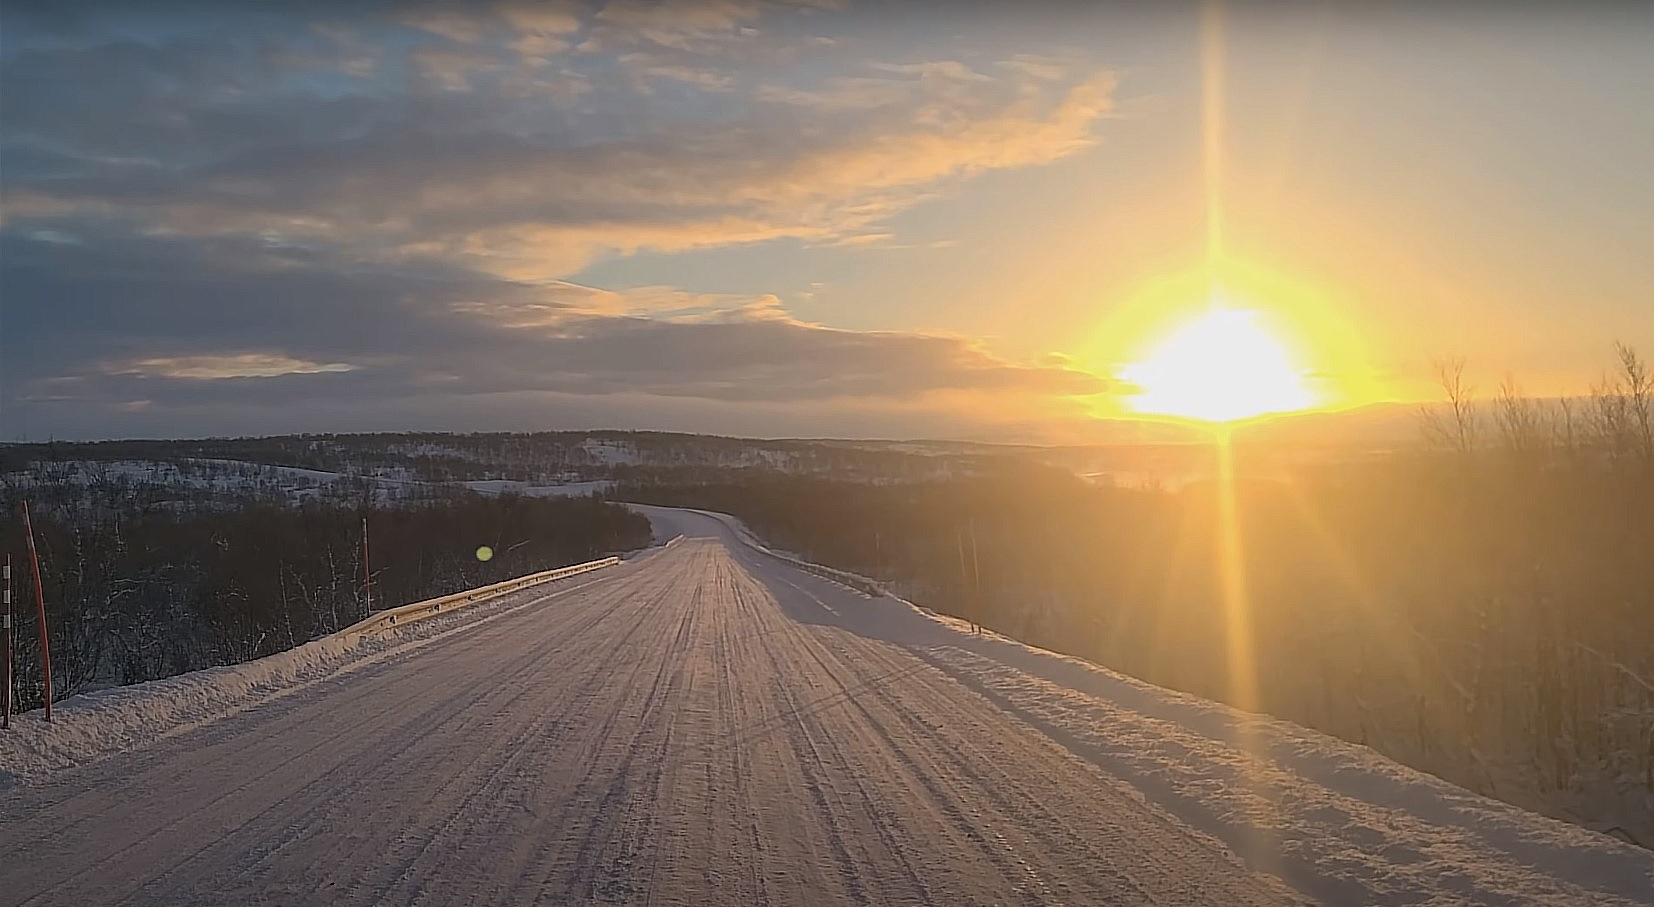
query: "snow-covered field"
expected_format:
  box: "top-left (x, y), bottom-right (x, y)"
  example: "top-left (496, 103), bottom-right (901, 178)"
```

top-left (2, 509), bottom-right (1650, 905)
top-left (6, 458), bottom-right (613, 508)
top-left (460, 478), bottom-right (612, 498)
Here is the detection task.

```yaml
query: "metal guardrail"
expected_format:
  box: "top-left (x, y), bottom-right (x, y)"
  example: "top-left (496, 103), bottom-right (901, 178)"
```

top-left (767, 551), bottom-right (885, 596)
top-left (341, 556), bottom-right (620, 642)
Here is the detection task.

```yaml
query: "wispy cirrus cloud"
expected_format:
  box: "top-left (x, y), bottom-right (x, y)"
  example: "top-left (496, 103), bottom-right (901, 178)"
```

top-left (115, 354), bottom-right (358, 380)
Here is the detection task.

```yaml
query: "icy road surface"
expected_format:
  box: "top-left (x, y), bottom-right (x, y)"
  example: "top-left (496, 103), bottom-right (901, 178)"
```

top-left (2, 508), bottom-right (1650, 906)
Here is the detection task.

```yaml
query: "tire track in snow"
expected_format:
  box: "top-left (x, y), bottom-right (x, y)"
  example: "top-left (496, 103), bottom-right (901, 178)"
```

top-left (12, 521), bottom-right (1630, 906)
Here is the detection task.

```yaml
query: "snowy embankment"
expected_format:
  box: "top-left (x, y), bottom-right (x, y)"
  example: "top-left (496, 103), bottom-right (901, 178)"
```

top-left (1, 630), bottom-right (369, 787)
top-left (654, 507), bottom-right (1654, 905)
top-left (902, 624), bottom-right (1654, 905)
top-left (0, 556), bottom-right (637, 787)
top-left (673, 506), bottom-right (886, 596)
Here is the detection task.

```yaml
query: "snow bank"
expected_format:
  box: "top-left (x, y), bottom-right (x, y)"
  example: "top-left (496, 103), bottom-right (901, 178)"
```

top-left (679, 507), bottom-right (885, 596)
top-left (649, 497), bottom-right (1654, 903)
top-left (1, 632), bottom-right (366, 786)
top-left (750, 554), bottom-right (1654, 905)
top-left (0, 558), bottom-right (643, 787)
top-left (912, 638), bottom-right (1654, 905)
top-left (462, 479), bottom-right (611, 497)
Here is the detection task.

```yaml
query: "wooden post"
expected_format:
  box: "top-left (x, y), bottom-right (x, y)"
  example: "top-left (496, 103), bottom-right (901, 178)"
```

top-left (21, 501), bottom-right (51, 721)
top-left (362, 516), bottom-right (372, 614)
top-left (956, 526), bottom-right (976, 635)
top-left (968, 517), bottom-right (982, 635)
top-left (3, 554), bottom-right (12, 729)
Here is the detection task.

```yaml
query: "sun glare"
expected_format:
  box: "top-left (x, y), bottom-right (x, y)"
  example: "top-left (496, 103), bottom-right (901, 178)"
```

top-left (1120, 305), bottom-right (1316, 423)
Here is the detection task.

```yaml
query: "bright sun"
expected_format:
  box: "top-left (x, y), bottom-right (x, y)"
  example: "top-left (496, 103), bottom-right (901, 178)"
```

top-left (1119, 306), bottom-right (1316, 423)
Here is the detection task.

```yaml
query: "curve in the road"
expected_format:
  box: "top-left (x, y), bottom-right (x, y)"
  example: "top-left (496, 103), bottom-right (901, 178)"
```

top-left (2, 508), bottom-right (1649, 907)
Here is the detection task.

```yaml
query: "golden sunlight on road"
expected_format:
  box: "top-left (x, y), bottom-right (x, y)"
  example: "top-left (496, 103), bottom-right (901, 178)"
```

top-left (1118, 304), bottom-right (1316, 422)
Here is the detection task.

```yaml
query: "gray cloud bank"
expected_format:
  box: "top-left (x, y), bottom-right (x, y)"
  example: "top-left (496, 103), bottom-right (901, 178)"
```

top-left (2, 0), bottom-right (1112, 440)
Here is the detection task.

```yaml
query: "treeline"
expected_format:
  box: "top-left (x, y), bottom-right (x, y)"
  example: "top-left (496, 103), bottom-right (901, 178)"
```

top-left (0, 430), bottom-right (1014, 486)
top-left (1, 485), bottom-right (650, 712)
top-left (625, 345), bottom-right (1654, 840)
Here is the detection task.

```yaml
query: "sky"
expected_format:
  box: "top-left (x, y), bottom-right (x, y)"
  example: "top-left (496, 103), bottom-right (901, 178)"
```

top-left (2, 0), bottom-right (1651, 442)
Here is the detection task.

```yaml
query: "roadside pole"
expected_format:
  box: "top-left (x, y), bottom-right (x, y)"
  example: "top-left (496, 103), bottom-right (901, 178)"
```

top-left (362, 516), bottom-right (372, 614)
top-left (968, 516), bottom-right (982, 636)
top-left (21, 501), bottom-right (51, 721)
top-left (956, 526), bottom-right (976, 635)
top-left (4, 555), bottom-right (13, 729)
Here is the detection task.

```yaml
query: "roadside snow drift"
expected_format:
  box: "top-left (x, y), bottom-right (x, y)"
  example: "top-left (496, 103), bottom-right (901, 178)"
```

top-left (1, 508), bottom-right (1649, 906)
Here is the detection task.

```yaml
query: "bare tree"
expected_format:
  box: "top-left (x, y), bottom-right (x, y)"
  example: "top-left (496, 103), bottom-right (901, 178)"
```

top-left (1493, 373), bottom-right (1545, 459)
top-left (1589, 373), bottom-right (1629, 460)
top-left (1553, 395), bottom-right (1578, 459)
top-left (1616, 342), bottom-right (1652, 463)
top-left (1421, 356), bottom-right (1478, 455)
top-left (1587, 343), bottom-right (1651, 466)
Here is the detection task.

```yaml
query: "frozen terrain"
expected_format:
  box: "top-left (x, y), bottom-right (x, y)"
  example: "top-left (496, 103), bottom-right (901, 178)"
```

top-left (1, 508), bottom-right (1650, 905)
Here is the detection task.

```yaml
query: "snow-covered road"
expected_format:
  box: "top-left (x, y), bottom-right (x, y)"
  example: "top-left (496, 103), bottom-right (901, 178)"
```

top-left (2, 509), bottom-right (1650, 906)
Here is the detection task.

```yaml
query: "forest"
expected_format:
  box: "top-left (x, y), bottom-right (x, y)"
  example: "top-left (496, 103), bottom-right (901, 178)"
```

top-left (0, 475), bottom-right (650, 713)
top-left (0, 430), bottom-right (1009, 486)
top-left (625, 346), bottom-right (1654, 841)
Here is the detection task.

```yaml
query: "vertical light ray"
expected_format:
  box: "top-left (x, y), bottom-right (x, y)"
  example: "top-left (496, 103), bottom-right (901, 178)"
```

top-left (1202, 0), bottom-right (1228, 281)
top-left (1278, 479), bottom-right (1434, 725)
top-left (1214, 421), bottom-right (1282, 877)
top-left (1203, 0), bottom-right (1281, 877)
top-left (1214, 426), bottom-right (1259, 714)
top-left (1201, 0), bottom-right (1260, 716)
top-left (1257, 3), bottom-right (1333, 235)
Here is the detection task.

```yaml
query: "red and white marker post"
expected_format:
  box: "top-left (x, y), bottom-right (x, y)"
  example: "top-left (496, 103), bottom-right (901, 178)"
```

top-left (3, 554), bottom-right (13, 729)
top-left (20, 501), bottom-right (51, 721)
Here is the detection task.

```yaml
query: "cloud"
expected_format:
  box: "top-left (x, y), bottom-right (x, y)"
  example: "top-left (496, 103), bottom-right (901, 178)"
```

top-left (0, 1), bottom-right (1117, 439)
top-left (818, 232), bottom-right (897, 248)
top-left (400, 1), bottom-right (584, 61)
top-left (447, 281), bottom-right (789, 324)
top-left (1, 229), bottom-right (1103, 436)
top-left (496, 1), bottom-right (585, 38)
top-left (0, 4), bottom-right (1115, 280)
top-left (511, 32), bottom-right (573, 62)
top-left (618, 54), bottom-right (739, 92)
top-left (397, 8), bottom-right (491, 44)
top-left (522, 314), bottom-right (1106, 403)
top-left (115, 354), bottom-right (357, 380)
top-left (411, 46), bottom-right (505, 92)
top-left (586, 0), bottom-right (807, 52)
top-left (995, 54), bottom-right (1078, 83)
top-left (870, 60), bottom-right (992, 81)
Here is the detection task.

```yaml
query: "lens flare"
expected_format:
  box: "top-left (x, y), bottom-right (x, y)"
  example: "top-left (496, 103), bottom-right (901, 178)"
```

top-left (1120, 306), bottom-right (1315, 422)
